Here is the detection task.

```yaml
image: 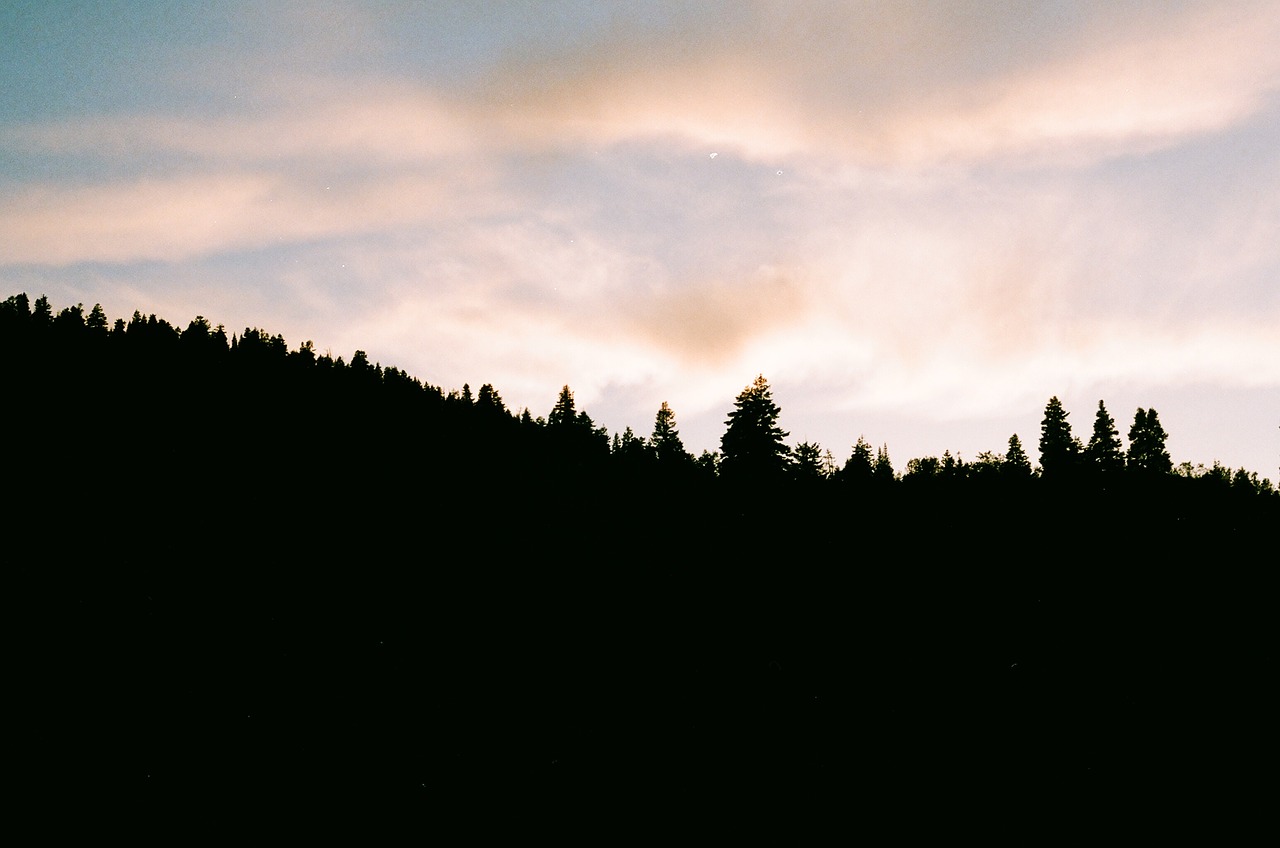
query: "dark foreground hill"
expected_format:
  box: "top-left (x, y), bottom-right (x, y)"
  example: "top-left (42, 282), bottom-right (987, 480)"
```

top-left (31, 500), bottom-right (1271, 809)
top-left (5, 293), bottom-right (1274, 807)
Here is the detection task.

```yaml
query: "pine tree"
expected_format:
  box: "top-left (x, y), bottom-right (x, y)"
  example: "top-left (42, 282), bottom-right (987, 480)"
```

top-left (1039, 396), bottom-right (1078, 479)
top-left (1084, 400), bottom-right (1125, 473)
top-left (941, 449), bottom-right (964, 478)
top-left (651, 401), bottom-right (691, 466)
top-left (86, 303), bottom-right (109, 338)
top-left (613, 426), bottom-right (648, 464)
top-left (841, 435), bottom-right (875, 485)
top-left (792, 441), bottom-right (825, 482)
top-left (719, 375), bottom-right (790, 483)
top-left (696, 450), bottom-right (720, 478)
top-left (970, 451), bottom-right (1005, 480)
top-left (476, 383), bottom-right (507, 416)
top-left (905, 455), bottom-right (940, 480)
top-left (1144, 408), bottom-right (1172, 473)
top-left (181, 316), bottom-right (211, 345)
top-left (873, 443), bottom-right (895, 484)
top-left (548, 385), bottom-right (576, 427)
top-left (1, 292), bottom-right (30, 322)
top-left (1004, 433), bottom-right (1032, 477)
top-left (543, 385), bottom-right (609, 477)
top-left (1127, 407), bottom-right (1172, 474)
top-left (54, 302), bottom-right (85, 332)
top-left (32, 295), bottom-right (52, 328)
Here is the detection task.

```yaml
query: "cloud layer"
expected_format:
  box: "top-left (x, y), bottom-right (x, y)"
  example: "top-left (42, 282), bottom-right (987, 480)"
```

top-left (2, 0), bottom-right (1277, 477)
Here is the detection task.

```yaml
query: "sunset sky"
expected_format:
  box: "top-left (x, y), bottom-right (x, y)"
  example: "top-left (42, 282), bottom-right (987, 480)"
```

top-left (3, 1), bottom-right (1277, 479)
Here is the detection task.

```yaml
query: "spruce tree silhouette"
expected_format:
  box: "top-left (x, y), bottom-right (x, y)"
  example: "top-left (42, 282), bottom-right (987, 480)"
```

top-left (86, 303), bottom-right (109, 339)
top-left (611, 425), bottom-right (650, 476)
top-left (32, 294), bottom-right (52, 328)
top-left (791, 441), bottom-right (826, 483)
top-left (719, 374), bottom-right (790, 486)
top-left (1085, 400), bottom-right (1125, 474)
top-left (873, 443), bottom-right (895, 485)
top-left (1038, 396), bottom-right (1078, 480)
top-left (475, 383), bottom-right (507, 416)
top-left (1127, 407), bottom-right (1173, 475)
top-left (839, 435), bottom-right (875, 488)
top-left (542, 384), bottom-right (609, 490)
top-left (650, 401), bottom-right (691, 468)
top-left (1004, 433), bottom-right (1033, 478)
top-left (548, 384), bottom-right (576, 427)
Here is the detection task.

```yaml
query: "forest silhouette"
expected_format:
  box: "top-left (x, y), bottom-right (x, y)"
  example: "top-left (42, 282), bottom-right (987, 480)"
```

top-left (5, 293), bottom-right (1274, 800)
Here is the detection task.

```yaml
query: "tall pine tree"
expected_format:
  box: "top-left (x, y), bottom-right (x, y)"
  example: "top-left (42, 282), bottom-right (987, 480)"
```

top-left (1084, 400), bottom-right (1125, 473)
top-left (1039, 396), bottom-right (1078, 479)
top-left (873, 443), bottom-right (895, 484)
top-left (719, 375), bottom-right (790, 483)
top-left (548, 385), bottom-right (576, 427)
top-left (841, 435), bottom-right (875, 486)
top-left (1004, 433), bottom-right (1033, 478)
top-left (1127, 407), bottom-right (1172, 474)
top-left (651, 401), bottom-right (690, 466)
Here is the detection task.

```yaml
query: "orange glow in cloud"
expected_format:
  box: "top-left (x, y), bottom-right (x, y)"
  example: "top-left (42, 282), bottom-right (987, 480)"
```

top-left (2, 0), bottom-right (1277, 475)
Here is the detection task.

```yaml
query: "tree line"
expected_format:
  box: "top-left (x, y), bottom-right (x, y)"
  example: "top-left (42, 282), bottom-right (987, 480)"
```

top-left (3, 292), bottom-right (1274, 509)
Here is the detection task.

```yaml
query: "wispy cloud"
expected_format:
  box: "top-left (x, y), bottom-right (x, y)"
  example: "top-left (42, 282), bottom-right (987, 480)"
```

top-left (615, 264), bottom-right (811, 364)
top-left (2, 85), bottom-right (477, 164)
top-left (0, 170), bottom-right (477, 265)
top-left (2, 0), bottom-right (1277, 476)
top-left (470, 0), bottom-right (1280, 165)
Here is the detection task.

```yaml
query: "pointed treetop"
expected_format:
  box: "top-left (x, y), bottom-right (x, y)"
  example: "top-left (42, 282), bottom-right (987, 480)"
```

top-left (1128, 407), bottom-right (1172, 474)
top-left (1039, 396), bottom-right (1078, 478)
top-left (873, 443), bottom-right (895, 483)
top-left (1005, 433), bottom-right (1032, 476)
top-left (842, 435), bottom-right (875, 483)
top-left (549, 385), bottom-right (576, 427)
top-left (720, 374), bottom-right (791, 481)
top-left (1085, 400), bottom-right (1125, 472)
top-left (652, 401), bottom-right (689, 464)
top-left (792, 441), bottom-right (826, 481)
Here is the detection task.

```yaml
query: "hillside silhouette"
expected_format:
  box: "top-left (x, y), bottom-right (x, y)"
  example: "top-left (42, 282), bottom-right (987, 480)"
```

top-left (5, 293), bottom-right (1274, 801)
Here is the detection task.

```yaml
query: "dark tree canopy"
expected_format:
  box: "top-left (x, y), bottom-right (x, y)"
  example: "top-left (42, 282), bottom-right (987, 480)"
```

top-left (3, 291), bottom-right (1275, 511)
top-left (32, 295), bottom-right (52, 326)
top-left (873, 443), bottom-right (895, 484)
top-left (905, 455), bottom-right (941, 480)
top-left (86, 303), bottom-right (109, 336)
top-left (651, 401), bottom-right (690, 466)
top-left (1004, 434), bottom-right (1033, 477)
top-left (1039, 396), bottom-right (1078, 479)
top-left (549, 385), bottom-right (577, 427)
top-left (792, 441), bottom-right (826, 482)
top-left (839, 435), bottom-right (875, 486)
top-left (1128, 407), bottom-right (1172, 474)
top-left (476, 383), bottom-right (506, 415)
top-left (5, 291), bottom-right (1278, 800)
top-left (1085, 400), bottom-right (1125, 473)
top-left (719, 374), bottom-right (791, 483)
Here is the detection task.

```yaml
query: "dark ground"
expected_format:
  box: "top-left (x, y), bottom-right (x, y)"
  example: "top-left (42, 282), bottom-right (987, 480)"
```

top-left (21, 488), bottom-right (1269, 809)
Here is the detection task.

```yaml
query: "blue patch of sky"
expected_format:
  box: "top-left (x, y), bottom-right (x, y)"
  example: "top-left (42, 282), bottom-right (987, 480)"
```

top-left (0, 0), bottom-right (250, 122)
top-left (364, 1), bottom-right (621, 84)
top-left (0, 146), bottom-right (212, 185)
top-left (1, 1), bottom-right (686, 130)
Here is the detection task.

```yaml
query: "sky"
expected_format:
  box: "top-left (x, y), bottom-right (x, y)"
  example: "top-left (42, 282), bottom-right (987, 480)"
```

top-left (2, 0), bottom-right (1277, 480)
